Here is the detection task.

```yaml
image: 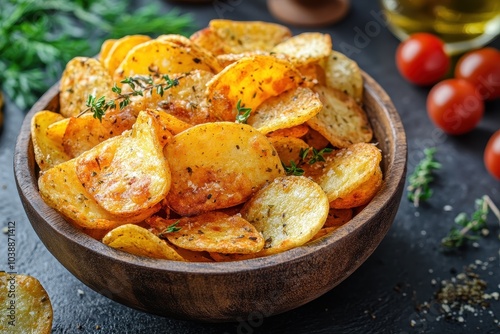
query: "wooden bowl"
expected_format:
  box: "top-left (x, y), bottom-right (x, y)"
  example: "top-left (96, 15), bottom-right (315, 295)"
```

top-left (14, 71), bottom-right (406, 322)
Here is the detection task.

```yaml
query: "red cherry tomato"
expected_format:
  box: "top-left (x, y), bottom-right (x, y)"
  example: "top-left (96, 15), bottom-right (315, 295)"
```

top-left (396, 33), bottom-right (450, 86)
top-left (455, 47), bottom-right (500, 101)
top-left (426, 78), bottom-right (484, 135)
top-left (485, 129), bottom-right (500, 180)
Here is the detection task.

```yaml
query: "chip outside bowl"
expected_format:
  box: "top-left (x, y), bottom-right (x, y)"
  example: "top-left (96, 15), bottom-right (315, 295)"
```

top-left (14, 70), bottom-right (407, 322)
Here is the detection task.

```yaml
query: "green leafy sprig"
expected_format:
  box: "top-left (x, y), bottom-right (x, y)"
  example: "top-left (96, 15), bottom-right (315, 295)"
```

top-left (235, 99), bottom-right (252, 124)
top-left (283, 146), bottom-right (333, 176)
top-left (407, 147), bottom-right (441, 207)
top-left (0, 0), bottom-right (194, 110)
top-left (441, 195), bottom-right (500, 250)
top-left (158, 221), bottom-right (181, 238)
top-left (81, 74), bottom-right (180, 121)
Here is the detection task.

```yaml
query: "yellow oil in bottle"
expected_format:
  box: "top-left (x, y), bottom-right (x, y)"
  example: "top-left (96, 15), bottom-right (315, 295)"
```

top-left (380, 0), bottom-right (500, 53)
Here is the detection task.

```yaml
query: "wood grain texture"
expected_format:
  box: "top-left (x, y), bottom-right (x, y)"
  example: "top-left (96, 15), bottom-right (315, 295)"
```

top-left (14, 71), bottom-right (407, 322)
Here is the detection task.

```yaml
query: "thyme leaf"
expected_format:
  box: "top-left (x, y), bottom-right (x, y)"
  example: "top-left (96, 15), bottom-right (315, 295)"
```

top-left (158, 221), bottom-right (182, 238)
top-left (235, 99), bottom-right (252, 124)
top-left (407, 147), bottom-right (441, 207)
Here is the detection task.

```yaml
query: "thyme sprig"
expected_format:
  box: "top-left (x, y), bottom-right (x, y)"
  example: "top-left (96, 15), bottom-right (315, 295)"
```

top-left (407, 147), bottom-right (441, 207)
top-left (441, 195), bottom-right (500, 250)
top-left (283, 147), bottom-right (333, 176)
top-left (235, 99), bottom-right (252, 124)
top-left (80, 73), bottom-right (180, 121)
top-left (158, 221), bottom-right (181, 238)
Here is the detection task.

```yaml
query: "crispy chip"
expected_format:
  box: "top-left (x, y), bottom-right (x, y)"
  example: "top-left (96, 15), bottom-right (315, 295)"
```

top-left (59, 57), bottom-right (114, 118)
top-left (305, 143), bottom-right (383, 207)
top-left (268, 136), bottom-right (309, 166)
top-left (272, 33), bottom-right (332, 66)
top-left (308, 226), bottom-right (340, 243)
top-left (165, 122), bottom-right (284, 215)
top-left (98, 38), bottom-right (117, 64)
top-left (247, 86), bottom-right (322, 134)
top-left (241, 176), bottom-right (329, 256)
top-left (76, 111), bottom-right (171, 217)
top-left (324, 208), bottom-right (353, 227)
top-left (324, 50), bottom-right (364, 104)
top-left (267, 124), bottom-right (309, 138)
top-left (62, 114), bottom-right (113, 158)
top-left (0, 273), bottom-right (52, 333)
top-left (39, 158), bottom-right (160, 229)
top-left (113, 39), bottom-right (220, 84)
top-left (103, 35), bottom-right (151, 75)
top-left (206, 55), bottom-right (302, 121)
top-left (191, 20), bottom-right (291, 56)
top-left (31, 110), bottom-right (71, 171)
top-left (161, 212), bottom-right (265, 254)
top-left (102, 224), bottom-right (184, 261)
top-left (149, 109), bottom-right (191, 136)
top-left (302, 126), bottom-right (330, 150)
top-left (307, 85), bottom-right (373, 148)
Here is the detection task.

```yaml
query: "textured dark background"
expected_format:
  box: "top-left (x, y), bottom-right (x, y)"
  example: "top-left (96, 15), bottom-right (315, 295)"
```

top-left (1, 0), bottom-right (500, 333)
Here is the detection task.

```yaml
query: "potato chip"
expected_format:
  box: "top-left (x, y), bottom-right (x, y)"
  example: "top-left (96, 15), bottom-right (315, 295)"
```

top-left (98, 38), bottom-right (117, 64)
top-left (268, 136), bottom-right (309, 166)
top-left (62, 114), bottom-right (113, 158)
top-left (103, 35), bottom-right (151, 75)
top-left (46, 117), bottom-right (69, 143)
top-left (76, 111), bottom-right (171, 217)
top-left (149, 109), bottom-right (191, 136)
top-left (305, 143), bottom-right (382, 207)
top-left (39, 158), bottom-right (160, 230)
top-left (272, 32), bottom-right (332, 66)
top-left (161, 212), bottom-right (265, 254)
top-left (247, 86), bottom-right (322, 134)
top-left (102, 224), bottom-right (184, 261)
top-left (324, 208), bottom-right (353, 227)
top-left (191, 20), bottom-right (291, 56)
top-left (113, 39), bottom-right (220, 84)
top-left (215, 51), bottom-right (270, 68)
top-left (307, 85), bottom-right (373, 148)
top-left (267, 124), bottom-right (309, 138)
top-left (164, 122), bottom-right (284, 216)
top-left (324, 50), bottom-right (364, 104)
top-left (302, 126), bottom-right (330, 150)
top-left (308, 226), bottom-right (340, 243)
top-left (59, 57), bottom-right (114, 118)
top-left (241, 176), bottom-right (329, 256)
top-left (206, 55), bottom-right (302, 121)
top-left (209, 252), bottom-right (258, 262)
top-left (31, 110), bottom-right (71, 170)
top-left (0, 273), bottom-right (52, 334)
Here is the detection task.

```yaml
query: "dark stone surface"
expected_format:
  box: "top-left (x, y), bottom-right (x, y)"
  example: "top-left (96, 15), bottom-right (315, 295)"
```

top-left (1, 0), bottom-right (499, 333)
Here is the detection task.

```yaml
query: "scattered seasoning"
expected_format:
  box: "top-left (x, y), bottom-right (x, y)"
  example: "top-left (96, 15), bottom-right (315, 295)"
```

top-left (77, 289), bottom-right (85, 297)
top-left (407, 147), bottom-right (441, 207)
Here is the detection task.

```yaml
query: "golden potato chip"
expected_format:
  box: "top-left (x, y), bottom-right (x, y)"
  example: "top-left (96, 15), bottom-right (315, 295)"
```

top-left (0, 273), bottom-right (52, 333)
top-left (215, 51), bottom-right (270, 68)
top-left (329, 162), bottom-right (383, 209)
top-left (103, 34), bottom-right (151, 75)
top-left (62, 114), bottom-right (113, 158)
top-left (59, 57), bottom-right (114, 118)
top-left (149, 109), bottom-right (191, 136)
top-left (267, 124), bottom-right (309, 138)
top-left (302, 126), bottom-right (330, 150)
top-left (307, 85), bottom-right (373, 148)
top-left (113, 39), bottom-right (220, 84)
top-left (46, 117), bottom-right (69, 143)
top-left (272, 32), bottom-right (332, 66)
top-left (297, 62), bottom-right (327, 88)
top-left (324, 50), bottom-right (363, 104)
top-left (76, 111), bottom-right (171, 217)
top-left (31, 110), bottom-right (71, 170)
top-left (103, 224), bottom-right (184, 261)
top-left (247, 86), bottom-right (322, 134)
top-left (39, 158), bottom-right (160, 229)
top-left (268, 136), bottom-right (309, 166)
top-left (191, 20), bottom-right (291, 56)
top-left (164, 122), bottom-right (284, 216)
top-left (241, 176), bottom-right (329, 256)
top-left (305, 143), bottom-right (382, 207)
top-left (308, 226), bottom-right (340, 243)
top-left (161, 212), bottom-right (265, 254)
top-left (98, 38), bottom-right (117, 64)
top-left (206, 55), bottom-right (302, 121)
top-left (324, 208), bottom-right (353, 227)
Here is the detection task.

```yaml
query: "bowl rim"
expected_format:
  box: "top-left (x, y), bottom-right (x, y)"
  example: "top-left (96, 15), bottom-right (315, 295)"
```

top-left (14, 70), bottom-right (407, 275)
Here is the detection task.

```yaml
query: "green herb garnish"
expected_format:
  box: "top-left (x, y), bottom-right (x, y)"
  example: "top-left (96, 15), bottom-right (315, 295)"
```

top-left (235, 99), bottom-right (252, 123)
top-left (441, 195), bottom-right (500, 250)
top-left (282, 161), bottom-right (304, 176)
top-left (82, 73), bottom-right (180, 121)
top-left (0, 0), bottom-right (194, 110)
top-left (282, 146), bottom-right (333, 176)
top-left (158, 221), bottom-right (181, 237)
top-left (407, 147), bottom-right (441, 207)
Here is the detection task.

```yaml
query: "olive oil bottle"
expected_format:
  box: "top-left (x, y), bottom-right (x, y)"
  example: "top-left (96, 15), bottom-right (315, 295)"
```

top-left (380, 0), bottom-right (500, 53)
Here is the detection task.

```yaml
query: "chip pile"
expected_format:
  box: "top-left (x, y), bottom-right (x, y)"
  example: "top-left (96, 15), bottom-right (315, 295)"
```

top-left (31, 20), bottom-right (383, 262)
